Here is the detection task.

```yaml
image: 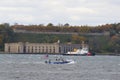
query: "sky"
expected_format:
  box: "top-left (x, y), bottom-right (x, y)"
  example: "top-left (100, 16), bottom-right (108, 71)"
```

top-left (0, 0), bottom-right (120, 26)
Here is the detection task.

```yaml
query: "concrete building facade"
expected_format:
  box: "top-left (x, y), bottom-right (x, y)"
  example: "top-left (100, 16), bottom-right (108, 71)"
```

top-left (5, 42), bottom-right (87, 54)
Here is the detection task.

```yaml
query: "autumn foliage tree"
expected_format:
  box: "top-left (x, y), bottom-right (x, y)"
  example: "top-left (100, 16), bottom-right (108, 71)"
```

top-left (71, 34), bottom-right (87, 44)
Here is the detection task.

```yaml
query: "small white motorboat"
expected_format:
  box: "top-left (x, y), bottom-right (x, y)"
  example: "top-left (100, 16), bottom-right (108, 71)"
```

top-left (45, 58), bottom-right (75, 64)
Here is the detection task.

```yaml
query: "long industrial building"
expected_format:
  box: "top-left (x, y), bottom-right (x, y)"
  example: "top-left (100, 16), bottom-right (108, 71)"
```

top-left (4, 42), bottom-right (87, 54)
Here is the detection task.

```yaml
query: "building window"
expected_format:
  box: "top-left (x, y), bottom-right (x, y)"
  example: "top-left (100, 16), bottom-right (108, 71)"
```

top-left (35, 49), bottom-right (37, 53)
top-left (8, 46), bottom-right (10, 52)
top-left (39, 49), bottom-right (41, 53)
top-left (28, 49), bottom-right (30, 53)
top-left (23, 46), bottom-right (26, 53)
top-left (64, 47), bottom-right (66, 53)
top-left (42, 49), bottom-right (44, 53)
top-left (53, 49), bottom-right (55, 53)
top-left (53, 46), bottom-right (55, 53)
top-left (27, 46), bottom-right (29, 53)
top-left (49, 49), bottom-right (51, 53)
top-left (59, 47), bottom-right (61, 53)
top-left (31, 46), bottom-right (33, 53)
top-left (46, 46), bottom-right (48, 53)
top-left (18, 46), bottom-right (20, 53)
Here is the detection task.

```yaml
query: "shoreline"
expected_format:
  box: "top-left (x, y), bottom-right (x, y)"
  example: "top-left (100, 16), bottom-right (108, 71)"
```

top-left (0, 52), bottom-right (119, 56)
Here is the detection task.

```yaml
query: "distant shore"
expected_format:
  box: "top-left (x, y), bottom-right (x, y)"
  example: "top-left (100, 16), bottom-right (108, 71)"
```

top-left (0, 52), bottom-right (119, 56)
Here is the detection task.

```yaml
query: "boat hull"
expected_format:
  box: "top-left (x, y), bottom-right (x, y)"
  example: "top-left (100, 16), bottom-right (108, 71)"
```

top-left (62, 52), bottom-right (95, 56)
top-left (62, 53), bottom-right (87, 56)
top-left (45, 60), bottom-right (74, 64)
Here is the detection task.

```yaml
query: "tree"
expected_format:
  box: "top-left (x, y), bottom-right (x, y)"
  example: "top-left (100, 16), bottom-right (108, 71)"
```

top-left (47, 23), bottom-right (54, 27)
top-left (0, 23), bottom-right (14, 50)
top-left (52, 36), bottom-right (59, 43)
top-left (71, 34), bottom-right (87, 44)
top-left (64, 23), bottom-right (69, 27)
top-left (0, 35), bottom-right (3, 45)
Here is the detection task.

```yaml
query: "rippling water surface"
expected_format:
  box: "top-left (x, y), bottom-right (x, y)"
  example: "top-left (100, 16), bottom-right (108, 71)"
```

top-left (0, 54), bottom-right (120, 80)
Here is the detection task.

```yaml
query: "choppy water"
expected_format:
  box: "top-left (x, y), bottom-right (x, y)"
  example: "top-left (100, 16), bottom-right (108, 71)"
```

top-left (0, 54), bottom-right (120, 80)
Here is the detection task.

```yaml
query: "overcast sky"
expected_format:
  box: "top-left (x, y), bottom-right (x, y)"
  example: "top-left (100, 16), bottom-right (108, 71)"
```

top-left (0, 0), bottom-right (120, 26)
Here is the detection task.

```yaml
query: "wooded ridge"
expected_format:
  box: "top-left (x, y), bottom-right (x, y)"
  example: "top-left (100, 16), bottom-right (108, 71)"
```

top-left (0, 23), bottom-right (120, 54)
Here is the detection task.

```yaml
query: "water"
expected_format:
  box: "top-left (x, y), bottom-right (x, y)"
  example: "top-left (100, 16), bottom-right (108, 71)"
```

top-left (0, 54), bottom-right (119, 80)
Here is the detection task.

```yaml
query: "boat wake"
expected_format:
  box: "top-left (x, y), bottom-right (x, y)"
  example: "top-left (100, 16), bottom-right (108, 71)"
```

top-left (66, 60), bottom-right (75, 64)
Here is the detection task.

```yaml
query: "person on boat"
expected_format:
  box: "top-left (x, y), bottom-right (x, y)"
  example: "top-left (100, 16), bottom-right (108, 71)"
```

top-left (45, 60), bottom-right (47, 63)
top-left (46, 54), bottom-right (49, 58)
top-left (55, 57), bottom-right (59, 61)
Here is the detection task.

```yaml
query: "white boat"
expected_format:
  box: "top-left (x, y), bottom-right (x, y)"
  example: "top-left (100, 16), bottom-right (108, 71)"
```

top-left (63, 47), bottom-right (93, 56)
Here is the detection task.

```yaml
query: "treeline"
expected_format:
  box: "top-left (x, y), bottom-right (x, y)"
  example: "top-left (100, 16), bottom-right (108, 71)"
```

top-left (12, 23), bottom-right (120, 34)
top-left (0, 23), bottom-right (120, 54)
top-left (0, 23), bottom-right (14, 50)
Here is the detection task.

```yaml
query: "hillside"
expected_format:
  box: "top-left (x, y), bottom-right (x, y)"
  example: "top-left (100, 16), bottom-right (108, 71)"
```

top-left (0, 23), bottom-right (120, 54)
